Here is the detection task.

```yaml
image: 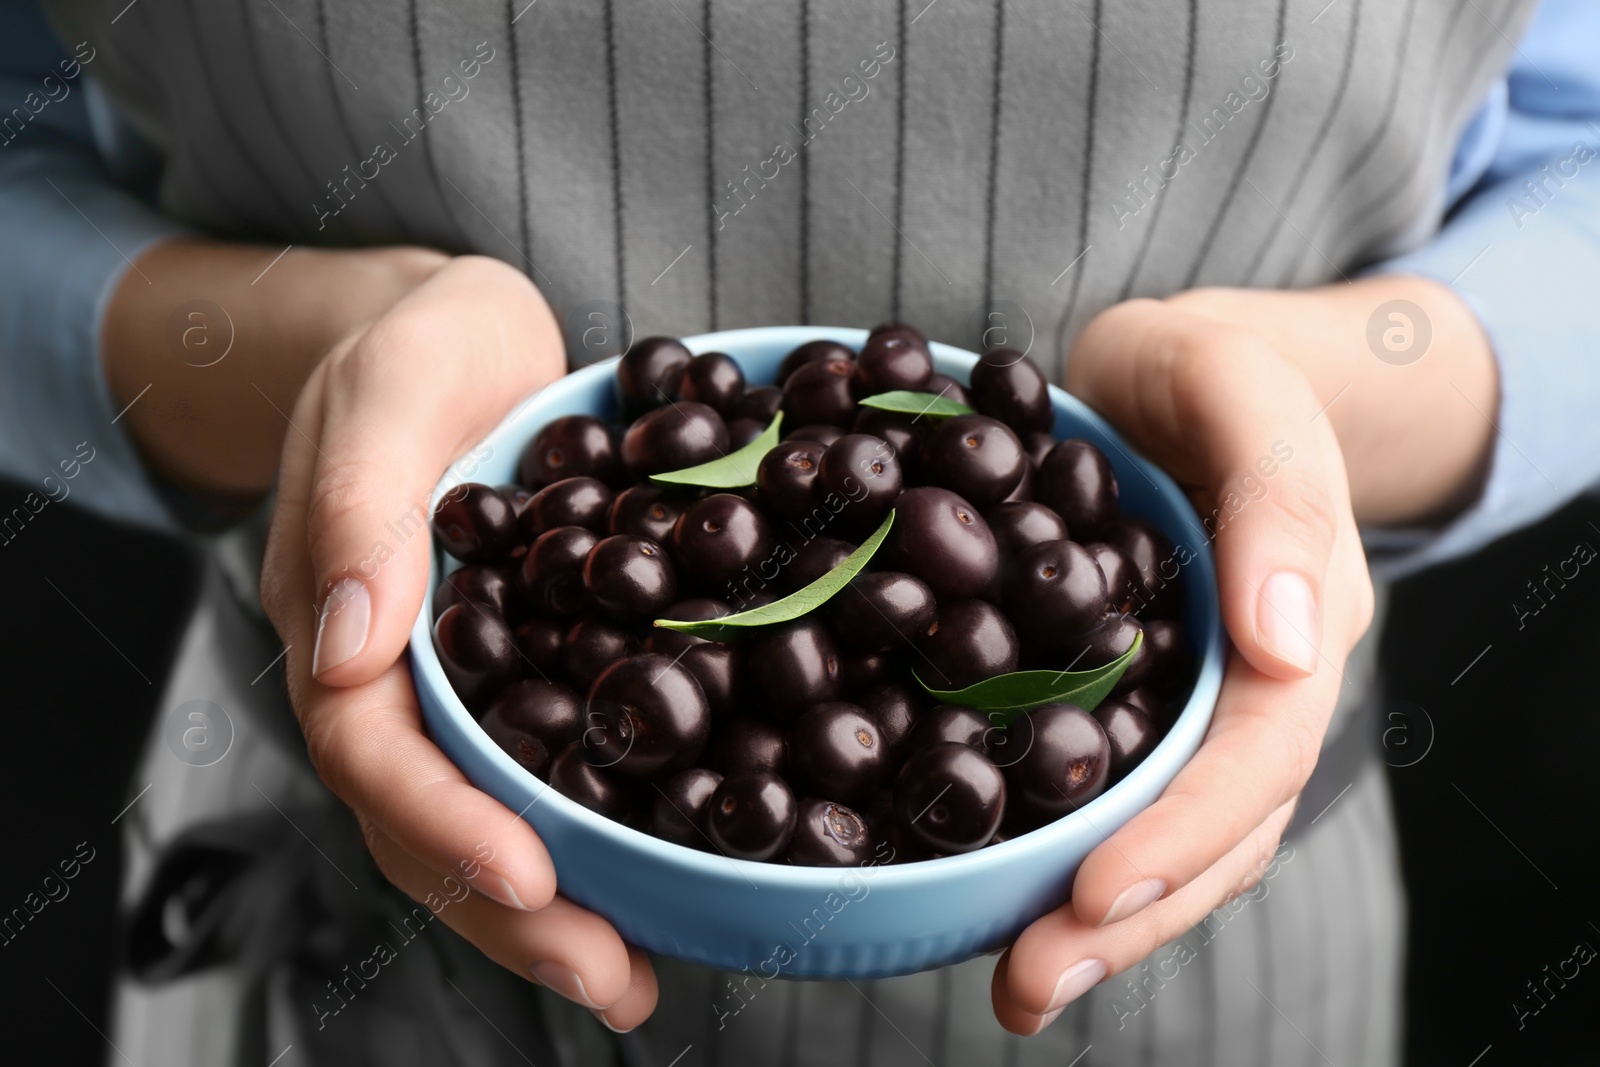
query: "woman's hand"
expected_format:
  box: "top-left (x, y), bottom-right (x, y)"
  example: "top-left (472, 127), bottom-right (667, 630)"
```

top-left (256, 256), bottom-right (657, 1031)
top-left (991, 276), bottom-right (1496, 1034)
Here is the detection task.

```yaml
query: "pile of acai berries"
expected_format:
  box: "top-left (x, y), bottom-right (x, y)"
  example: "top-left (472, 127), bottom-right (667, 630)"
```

top-left (430, 325), bottom-right (1194, 866)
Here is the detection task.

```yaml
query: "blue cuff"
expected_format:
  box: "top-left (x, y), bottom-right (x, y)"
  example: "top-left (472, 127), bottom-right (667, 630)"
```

top-left (1365, 137), bottom-right (1600, 577)
top-left (0, 137), bottom-right (193, 534)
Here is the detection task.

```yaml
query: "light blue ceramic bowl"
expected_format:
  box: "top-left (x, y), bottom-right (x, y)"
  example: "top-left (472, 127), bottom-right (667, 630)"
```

top-left (410, 326), bottom-right (1224, 979)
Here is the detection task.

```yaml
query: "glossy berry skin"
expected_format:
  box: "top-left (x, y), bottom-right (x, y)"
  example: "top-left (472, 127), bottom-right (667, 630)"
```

top-left (432, 603), bottom-right (520, 710)
top-left (645, 600), bottom-right (740, 716)
top-left (1085, 541), bottom-right (1139, 614)
top-left (1062, 613), bottom-right (1151, 693)
top-left (922, 415), bottom-right (1027, 508)
top-left (549, 742), bottom-right (637, 821)
top-left (906, 704), bottom-right (992, 753)
top-left (986, 501), bottom-right (1070, 561)
top-left (652, 767), bottom-right (723, 848)
top-left (562, 616), bottom-right (639, 691)
top-left (704, 715), bottom-right (789, 778)
top-left (851, 407), bottom-right (925, 481)
top-left (924, 371), bottom-right (973, 410)
top-left (606, 484), bottom-right (687, 543)
top-left (1140, 619), bottom-right (1189, 694)
top-left (736, 385), bottom-right (783, 422)
top-left (862, 683), bottom-right (924, 759)
top-left (583, 535), bottom-right (677, 620)
top-left (1000, 460), bottom-right (1036, 504)
top-left (499, 483), bottom-right (536, 516)
top-left (1093, 699), bottom-right (1159, 779)
top-left (782, 357), bottom-right (858, 428)
top-left (621, 401), bottom-right (730, 477)
top-left (1109, 519), bottom-right (1182, 618)
top-left (676, 351), bottom-right (746, 415)
top-left (672, 494), bottom-right (777, 589)
top-left (785, 799), bottom-right (875, 866)
top-left (792, 702), bottom-right (889, 803)
top-left (1022, 432), bottom-right (1056, 467)
top-left (727, 418), bottom-right (765, 448)
top-left (885, 487), bottom-right (999, 600)
top-left (785, 423), bottom-right (845, 448)
top-left (854, 327), bottom-right (933, 395)
top-left (433, 564), bottom-right (515, 621)
top-left (432, 483), bottom-right (518, 563)
top-left (776, 339), bottom-right (853, 386)
top-left (918, 599), bottom-right (1019, 690)
top-left (512, 617), bottom-right (564, 675)
top-left (616, 336), bottom-right (693, 417)
top-left (894, 742), bottom-right (1006, 854)
top-left (831, 571), bottom-right (936, 652)
top-left (782, 537), bottom-right (856, 593)
top-left (584, 654), bottom-right (711, 778)
top-left (518, 526), bottom-right (598, 616)
top-left (746, 619), bottom-right (841, 720)
top-left (756, 439), bottom-right (826, 520)
top-left (840, 651), bottom-right (895, 692)
top-left (520, 415), bottom-right (624, 488)
top-left (1037, 439), bottom-right (1119, 541)
top-left (969, 347), bottom-right (1053, 434)
top-left (1001, 540), bottom-right (1108, 642)
top-left (706, 772), bottom-right (798, 861)
top-left (479, 679), bottom-right (585, 779)
top-left (521, 476), bottom-right (614, 538)
top-left (1004, 703), bottom-right (1110, 816)
top-left (818, 433), bottom-right (902, 531)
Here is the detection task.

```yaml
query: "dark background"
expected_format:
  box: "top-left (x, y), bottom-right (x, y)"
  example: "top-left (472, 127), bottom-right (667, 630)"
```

top-left (2, 480), bottom-right (1596, 1066)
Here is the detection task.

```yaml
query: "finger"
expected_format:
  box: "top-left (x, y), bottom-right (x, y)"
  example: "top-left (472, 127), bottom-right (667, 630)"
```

top-left (593, 946), bottom-right (661, 1034)
top-left (994, 800), bottom-right (1297, 1033)
top-left (365, 822), bottom-right (645, 1016)
top-left (1067, 299), bottom-right (1353, 679)
top-left (305, 256), bottom-right (564, 686)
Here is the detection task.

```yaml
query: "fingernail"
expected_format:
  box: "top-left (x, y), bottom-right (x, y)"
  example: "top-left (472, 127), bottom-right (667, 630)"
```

top-left (530, 961), bottom-right (604, 1009)
top-left (1257, 571), bottom-right (1319, 673)
top-left (1046, 958), bottom-right (1108, 1013)
top-left (1101, 877), bottom-right (1167, 926)
top-left (592, 1008), bottom-right (635, 1034)
top-left (472, 871), bottom-right (533, 911)
top-left (313, 578), bottom-right (370, 676)
top-left (1019, 1005), bottom-right (1065, 1037)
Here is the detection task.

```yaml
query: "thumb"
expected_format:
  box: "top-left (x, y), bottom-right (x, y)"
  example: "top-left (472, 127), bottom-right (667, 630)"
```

top-left (302, 256), bottom-right (563, 686)
top-left (1067, 299), bottom-right (1349, 679)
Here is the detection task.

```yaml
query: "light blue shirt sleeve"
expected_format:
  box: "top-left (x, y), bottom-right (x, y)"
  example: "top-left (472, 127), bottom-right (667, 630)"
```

top-left (1367, 0), bottom-right (1600, 575)
top-left (0, 1), bottom-right (191, 536)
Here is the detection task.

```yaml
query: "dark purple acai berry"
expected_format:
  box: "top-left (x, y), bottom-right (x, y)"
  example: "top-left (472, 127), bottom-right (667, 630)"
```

top-left (918, 600), bottom-right (1019, 690)
top-left (432, 483), bottom-right (518, 563)
top-left (885, 487), bottom-right (999, 600)
top-left (583, 654), bottom-right (711, 778)
top-left (520, 415), bottom-right (624, 488)
top-left (583, 535), bottom-right (677, 620)
top-left (785, 423), bottom-right (845, 447)
top-left (756, 439), bottom-right (826, 520)
top-left (432, 602), bottom-right (519, 710)
top-left (1085, 541), bottom-right (1139, 614)
top-left (818, 433), bottom-right (902, 531)
top-left (727, 418), bottom-right (766, 448)
top-left (706, 772), bottom-right (798, 861)
top-left (1092, 699), bottom-right (1159, 779)
top-left (512, 617), bottom-right (564, 675)
top-left (782, 537), bottom-right (855, 593)
top-left (518, 526), bottom-right (597, 616)
top-left (854, 326), bottom-right (933, 395)
top-left (1037, 439), bottom-right (1119, 541)
top-left (651, 767), bottom-right (723, 848)
top-left (840, 651), bottom-right (895, 692)
top-left (969, 347), bottom-right (1053, 435)
top-left (562, 616), bottom-right (639, 691)
top-left (671, 493), bottom-right (777, 589)
top-left (736, 385), bottom-right (783, 422)
top-left (776, 339), bottom-right (854, 386)
top-left (861, 683), bottom-right (924, 759)
top-left (616, 336), bottom-right (693, 417)
top-left (924, 371), bottom-right (973, 410)
top-left (831, 571), bottom-right (936, 653)
top-left (785, 799), bottom-right (875, 866)
top-left (782, 357), bottom-right (858, 427)
top-left (549, 742), bottom-right (637, 821)
top-left (520, 476), bottom-right (614, 538)
top-left (1004, 703), bottom-right (1110, 817)
top-left (906, 704), bottom-right (992, 753)
top-left (894, 742), bottom-right (1006, 854)
top-left (433, 564), bottom-right (515, 621)
top-left (676, 351), bottom-right (746, 416)
top-left (479, 679), bottom-right (585, 779)
top-left (922, 415), bottom-right (1027, 508)
top-left (1001, 540), bottom-right (1108, 643)
top-left (621, 401), bottom-right (729, 477)
top-left (1108, 519), bottom-right (1182, 618)
top-left (606, 483), bottom-right (688, 544)
top-left (704, 716), bottom-right (789, 778)
top-left (791, 702), bottom-right (889, 804)
top-left (986, 501), bottom-right (1070, 561)
top-left (746, 619), bottom-right (840, 720)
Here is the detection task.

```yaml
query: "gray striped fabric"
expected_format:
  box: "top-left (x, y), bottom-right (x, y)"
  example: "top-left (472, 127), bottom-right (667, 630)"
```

top-left (46, 0), bottom-right (1535, 1063)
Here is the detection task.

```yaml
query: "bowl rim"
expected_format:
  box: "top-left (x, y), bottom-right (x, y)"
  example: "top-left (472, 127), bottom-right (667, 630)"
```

top-left (409, 326), bottom-right (1226, 889)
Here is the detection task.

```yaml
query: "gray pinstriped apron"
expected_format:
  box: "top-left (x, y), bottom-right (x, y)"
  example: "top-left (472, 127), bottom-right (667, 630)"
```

top-left (43, 0), bottom-right (1533, 1062)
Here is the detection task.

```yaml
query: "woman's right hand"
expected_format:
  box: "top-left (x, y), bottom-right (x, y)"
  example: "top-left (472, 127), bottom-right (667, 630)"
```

top-left (258, 255), bottom-right (658, 1032)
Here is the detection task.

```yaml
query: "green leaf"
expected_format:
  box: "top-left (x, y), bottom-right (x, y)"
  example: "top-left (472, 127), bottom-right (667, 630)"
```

top-left (650, 412), bottom-right (784, 488)
top-left (653, 510), bottom-right (895, 637)
top-left (913, 631), bottom-right (1142, 722)
top-left (858, 390), bottom-right (975, 418)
